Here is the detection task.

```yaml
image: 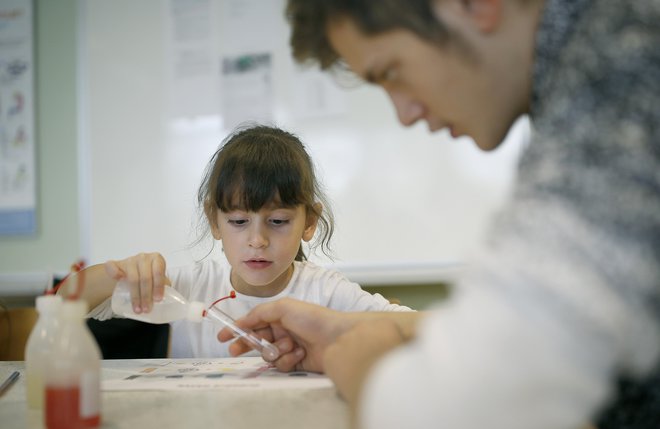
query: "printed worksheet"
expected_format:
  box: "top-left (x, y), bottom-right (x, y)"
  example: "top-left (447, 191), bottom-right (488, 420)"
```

top-left (102, 357), bottom-right (333, 391)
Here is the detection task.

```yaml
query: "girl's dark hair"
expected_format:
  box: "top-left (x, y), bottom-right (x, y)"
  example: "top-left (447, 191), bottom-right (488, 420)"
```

top-left (197, 124), bottom-right (334, 261)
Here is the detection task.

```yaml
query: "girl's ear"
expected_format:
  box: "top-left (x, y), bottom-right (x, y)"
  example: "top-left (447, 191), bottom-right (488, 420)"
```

top-left (210, 223), bottom-right (222, 240)
top-left (302, 203), bottom-right (322, 242)
top-left (205, 201), bottom-right (222, 240)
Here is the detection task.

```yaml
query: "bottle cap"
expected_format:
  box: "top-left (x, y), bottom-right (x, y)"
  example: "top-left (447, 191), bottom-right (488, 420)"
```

top-left (60, 300), bottom-right (89, 320)
top-left (187, 301), bottom-right (205, 322)
top-left (36, 295), bottom-right (63, 313)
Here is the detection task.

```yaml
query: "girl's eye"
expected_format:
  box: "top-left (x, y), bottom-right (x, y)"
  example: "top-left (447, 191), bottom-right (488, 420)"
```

top-left (228, 219), bottom-right (247, 226)
top-left (269, 218), bottom-right (289, 226)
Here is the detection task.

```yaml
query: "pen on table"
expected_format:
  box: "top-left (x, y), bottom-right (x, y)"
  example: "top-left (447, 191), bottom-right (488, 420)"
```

top-left (0, 371), bottom-right (20, 397)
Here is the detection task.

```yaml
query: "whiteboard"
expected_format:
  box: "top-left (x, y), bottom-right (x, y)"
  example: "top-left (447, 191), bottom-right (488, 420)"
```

top-left (79, 0), bottom-right (527, 283)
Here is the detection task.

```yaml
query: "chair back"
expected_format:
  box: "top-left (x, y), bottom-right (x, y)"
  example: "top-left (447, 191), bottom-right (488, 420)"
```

top-left (87, 318), bottom-right (170, 359)
top-left (0, 307), bottom-right (38, 360)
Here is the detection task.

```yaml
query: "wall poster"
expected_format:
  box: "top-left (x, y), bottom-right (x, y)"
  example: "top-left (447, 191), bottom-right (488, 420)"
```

top-left (0, 0), bottom-right (36, 236)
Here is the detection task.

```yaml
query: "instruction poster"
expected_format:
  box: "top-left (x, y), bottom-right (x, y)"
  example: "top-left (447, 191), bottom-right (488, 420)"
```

top-left (0, 0), bottom-right (36, 236)
top-left (102, 357), bottom-right (333, 391)
top-left (220, 52), bottom-right (273, 130)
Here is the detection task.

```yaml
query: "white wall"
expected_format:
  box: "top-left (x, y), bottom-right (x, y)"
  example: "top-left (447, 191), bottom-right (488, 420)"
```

top-left (80, 0), bottom-right (528, 284)
top-left (0, 0), bottom-right (80, 275)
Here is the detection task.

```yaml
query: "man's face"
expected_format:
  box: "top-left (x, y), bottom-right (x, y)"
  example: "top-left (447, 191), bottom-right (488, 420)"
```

top-left (326, 9), bottom-right (528, 151)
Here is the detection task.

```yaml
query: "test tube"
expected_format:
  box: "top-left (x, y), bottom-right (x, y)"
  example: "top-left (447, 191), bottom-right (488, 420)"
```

top-left (205, 306), bottom-right (280, 361)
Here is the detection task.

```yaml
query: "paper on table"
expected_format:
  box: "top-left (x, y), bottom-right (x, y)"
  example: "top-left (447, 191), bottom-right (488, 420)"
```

top-left (102, 357), bottom-right (333, 391)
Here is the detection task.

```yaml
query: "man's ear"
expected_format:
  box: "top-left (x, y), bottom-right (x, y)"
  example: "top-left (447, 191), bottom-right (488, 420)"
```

top-left (437, 0), bottom-right (503, 33)
top-left (302, 203), bottom-right (322, 242)
top-left (465, 0), bottom-right (502, 32)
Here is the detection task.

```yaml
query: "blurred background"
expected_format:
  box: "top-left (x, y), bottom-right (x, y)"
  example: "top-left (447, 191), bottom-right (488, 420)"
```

top-left (0, 0), bottom-right (529, 310)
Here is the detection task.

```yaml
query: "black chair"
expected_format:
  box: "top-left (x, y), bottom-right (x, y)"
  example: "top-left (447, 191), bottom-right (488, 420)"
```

top-left (86, 318), bottom-right (170, 359)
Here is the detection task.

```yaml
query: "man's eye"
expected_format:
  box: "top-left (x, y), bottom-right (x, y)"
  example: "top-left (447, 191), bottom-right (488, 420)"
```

top-left (381, 67), bottom-right (398, 83)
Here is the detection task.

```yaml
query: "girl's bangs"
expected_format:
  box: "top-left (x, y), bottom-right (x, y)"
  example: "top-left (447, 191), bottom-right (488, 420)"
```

top-left (215, 165), bottom-right (304, 212)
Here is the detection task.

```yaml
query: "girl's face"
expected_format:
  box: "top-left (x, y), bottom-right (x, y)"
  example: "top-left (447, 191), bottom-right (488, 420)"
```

top-left (211, 200), bottom-right (318, 297)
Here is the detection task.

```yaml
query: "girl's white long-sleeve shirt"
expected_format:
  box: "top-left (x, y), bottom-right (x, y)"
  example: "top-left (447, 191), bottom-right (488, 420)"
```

top-left (89, 257), bottom-right (411, 358)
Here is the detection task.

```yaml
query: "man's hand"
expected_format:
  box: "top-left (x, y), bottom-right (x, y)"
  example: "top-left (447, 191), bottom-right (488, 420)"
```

top-left (217, 298), bottom-right (354, 372)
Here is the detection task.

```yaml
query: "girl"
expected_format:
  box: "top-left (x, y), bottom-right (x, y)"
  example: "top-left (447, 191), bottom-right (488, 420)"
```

top-left (59, 124), bottom-right (410, 358)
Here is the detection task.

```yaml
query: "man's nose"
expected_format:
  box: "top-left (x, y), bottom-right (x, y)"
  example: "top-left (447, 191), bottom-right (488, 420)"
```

top-left (388, 90), bottom-right (425, 127)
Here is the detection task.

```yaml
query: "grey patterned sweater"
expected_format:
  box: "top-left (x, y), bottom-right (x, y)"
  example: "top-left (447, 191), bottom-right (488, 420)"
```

top-left (360, 1), bottom-right (660, 428)
top-left (527, 0), bottom-right (660, 426)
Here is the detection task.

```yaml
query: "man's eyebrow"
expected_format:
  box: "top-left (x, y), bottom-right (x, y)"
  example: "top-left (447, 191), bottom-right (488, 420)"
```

top-left (364, 68), bottom-right (377, 84)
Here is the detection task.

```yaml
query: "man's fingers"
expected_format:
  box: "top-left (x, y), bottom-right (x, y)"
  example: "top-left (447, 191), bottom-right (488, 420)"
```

top-left (273, 348), bottom-right (306, 372)
top-left (217, 326), bottom-right (234, 343)
top-left (219, 330), bottom-right (295, 362)
top-left (227, 340), bottom-right (252, 357)
top-left (272, 336), bottom-right (294, 356)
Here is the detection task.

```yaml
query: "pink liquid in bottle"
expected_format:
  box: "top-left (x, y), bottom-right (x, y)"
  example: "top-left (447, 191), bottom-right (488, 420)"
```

top-left (45, 385), bottom-right (100, 429)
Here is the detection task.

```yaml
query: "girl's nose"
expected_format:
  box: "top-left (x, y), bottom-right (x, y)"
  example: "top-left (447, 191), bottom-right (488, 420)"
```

top-left (248, 225), bottom-right (268, 248)
top-left (388, 90), bottom-right (425, 127)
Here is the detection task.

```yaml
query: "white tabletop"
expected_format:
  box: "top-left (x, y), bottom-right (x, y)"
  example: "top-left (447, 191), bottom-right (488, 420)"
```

top-left (0, 359), bottom-right (349, 429)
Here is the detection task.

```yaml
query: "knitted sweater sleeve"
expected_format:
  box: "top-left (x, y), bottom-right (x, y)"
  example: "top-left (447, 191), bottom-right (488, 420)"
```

top-left (359, 1), bottom-right (660, 428)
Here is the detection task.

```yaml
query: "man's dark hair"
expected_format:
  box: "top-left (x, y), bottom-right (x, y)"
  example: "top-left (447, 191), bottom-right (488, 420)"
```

top-left (286, 0), bottom-right (449, 69)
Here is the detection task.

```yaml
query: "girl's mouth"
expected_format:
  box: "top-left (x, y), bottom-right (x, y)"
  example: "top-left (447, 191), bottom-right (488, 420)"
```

top-left (244, 259), bottom-right (272, 269)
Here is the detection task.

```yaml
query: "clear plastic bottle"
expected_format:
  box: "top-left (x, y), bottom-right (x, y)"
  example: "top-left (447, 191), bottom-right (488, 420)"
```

top-left (111, 282), bottom-right (279, 360)
top-left (25, 295), bottom-right (63, 409)
top-left (44, 300), bottom-right (102, 429)
top-left (110, 281), bottom-right (204, 324)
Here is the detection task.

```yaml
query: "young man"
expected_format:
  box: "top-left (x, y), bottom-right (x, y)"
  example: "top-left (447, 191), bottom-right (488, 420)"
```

top-left (219, 1), bottom-right (660, 428)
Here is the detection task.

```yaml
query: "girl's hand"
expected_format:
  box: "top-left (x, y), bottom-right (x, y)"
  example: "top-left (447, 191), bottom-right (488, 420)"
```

top-left (104, 252), bottom-right (170, 313)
